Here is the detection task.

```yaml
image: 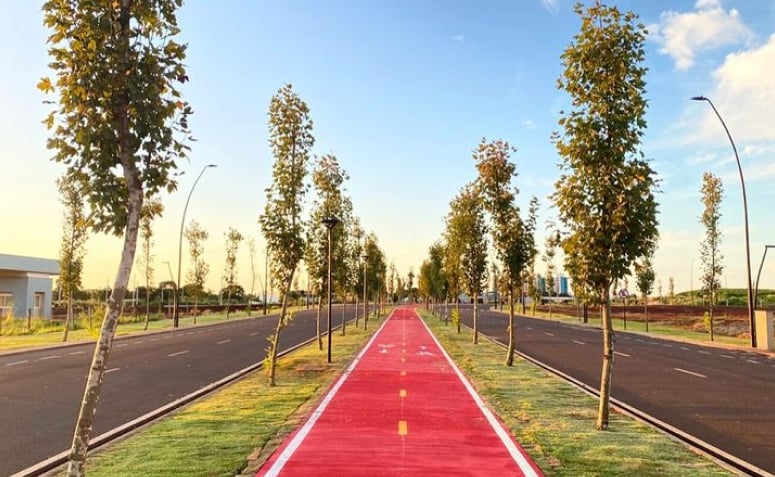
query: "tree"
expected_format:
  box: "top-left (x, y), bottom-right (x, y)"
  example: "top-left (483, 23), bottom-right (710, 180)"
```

top-left (388, 262), bottom-right (397, 304)
top-left (543, 219), bottom-right (559, 317)
top-left (40, 2), bottom-right (192, 473)
top-left (56, 174), bottom-right (89, 342)
top-left (223, 227), bottom-right (244, 318)
top-left (552, 2), bottom-right (658, 430)
top-left (247, 238), bottom-right (257, 315)
top-left (474, 138), bottom-right (537, 365)
top-left (139, 196), bottom-right (163, 331)
top-left (634, 253), bottom-right (655, 332)
top-left (185, 220), bottom-right (209, 319)
top-left (668, 277), bottom-right (675, 304)
top-left (259, 84), bottom-right (314, 386)
top-left (699, 172), bottom-right (724, 341)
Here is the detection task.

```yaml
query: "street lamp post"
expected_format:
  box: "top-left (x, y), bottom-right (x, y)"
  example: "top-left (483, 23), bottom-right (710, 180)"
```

top-left (692, 96), bottom-right (756, 347)
top-left (322, 216), bottom-right (340, 363)
top-left (174, 164), bottom-right (217, 329)
top-left (362, 252), bottom-right (368, 330)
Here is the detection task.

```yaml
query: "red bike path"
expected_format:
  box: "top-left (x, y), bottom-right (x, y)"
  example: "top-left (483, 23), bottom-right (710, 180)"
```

top-left (256, 307), bottom-right (543, 476)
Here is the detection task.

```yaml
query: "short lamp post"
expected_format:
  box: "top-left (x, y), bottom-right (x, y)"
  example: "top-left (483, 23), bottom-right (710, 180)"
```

top-left (322, 216), bottom-right (340, 363)
top-left (754, 245), bottom-right (775, 308)
top-left (174, 164), bottom-right (217, 329)
top-left (692, 95), bottom-right (756, 347)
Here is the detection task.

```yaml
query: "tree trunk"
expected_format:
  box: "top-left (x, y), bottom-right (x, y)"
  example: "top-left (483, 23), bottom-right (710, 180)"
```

top-left (143, 287), bottom-right (150, 331)
top-left (709, 298), bottom-right (715, 342)
top-left (354, 294), bottom-right (360, 329)
top-left (268, 271), bottom-right (295, 386)
top-left (62, 291), bottom-right (73, 342)
top-left (472, 295), bottom-right (478, 344)
top-left (66, 189), bottom-right (142, 475)
top-left (506, 284), bottom-right (515, 366)
top-left (644, 302), bottom-right (648, 332)
top-left (444, 299), bottom-right (448, 325)
top-left (341, 298), bottom-right (347, 336)
top-left (226, 289), bottom-right (232, 319)
top-left (456, 300), bottom-right (461, 334)
top-left (596, 287), bottom-right (615, 430)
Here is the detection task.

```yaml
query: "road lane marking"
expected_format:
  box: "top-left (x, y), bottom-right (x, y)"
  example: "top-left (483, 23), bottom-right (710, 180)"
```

top-left (680, 347), bottom-right (690, 351)
top-left (398, 420), bottom-right (408, 436)
top-left (249, 332), bottom-right (259, 336)
top-left (615, 351), bottom-right (631, 358)
top-left (217, 339), bottom-right (231, 345)
top-left (116, 344), bottom-right (127, 347)
top-left (746, 359), bottom-right (760, 365)
top-left (399, 389), bottom-right (407, 398)
top-left (674, 368), bottom-right (707, 378)
top-left (720, 354), bottom-right (734, 359)
top-left (6, 360), bottom-right (28, 366)
top-left (544, 332), bottom-right (555, 336)
top-left (69, 351), bottom-right (85, 355)
top-left (168, 350), bottom-right (189, 357)
top-left (698, 350), bottom-right (712, 355)
top-left (572, 340), bottom-right (586, 345)
top-left (105, 368), bottom-right (120, 374)
top-left (662, 344), bottom-right (674, 348)
top-left (526, 327), bottom-right (533, 330)
top-left (401, 357), bottom-right (406, 362)
top-left (40, 355), bottom-right (61, 360)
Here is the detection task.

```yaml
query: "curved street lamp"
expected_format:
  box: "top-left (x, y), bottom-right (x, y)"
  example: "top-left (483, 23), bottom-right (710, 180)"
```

top-left (174, 164), bottom-right (217, 328)
top-left (691, 96), bottom-right (755, 347)
top-left (322, 216), bottom-right (341, 363)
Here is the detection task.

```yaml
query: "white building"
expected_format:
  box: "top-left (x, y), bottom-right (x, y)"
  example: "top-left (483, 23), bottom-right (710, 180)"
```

top-left (0, 253), bottom-right (59, 319)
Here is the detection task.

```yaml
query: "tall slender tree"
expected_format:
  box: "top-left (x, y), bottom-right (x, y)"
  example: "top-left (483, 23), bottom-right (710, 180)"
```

top-left (185, 220), bottom-right (209, 320)
top-left (474, 138), bottom-right (537, 365)
top-left (259, 84), bottom-right (314, 386)
top-left (40, 2), bottom-right (192, 473)
top-left (247, 238), bottom-right (257, 315)
top-left (56, 174), bottom-right (90, 341)
top-left (139, 196), bottom-right (163, 331)
top-left (634, 253), bottom-right (655, 332)
top-left (699, 172), bottom-right (724, 341)
top-left (552, 2), bottom-right (658, 430)
top-left (543, 219), bottom-right (559, 317)
top-left (223, 227), bottom-right (244, 319)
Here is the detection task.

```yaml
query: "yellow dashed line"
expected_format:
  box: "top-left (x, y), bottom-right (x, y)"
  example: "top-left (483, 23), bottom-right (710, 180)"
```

top-left (398, 420), bottom-right (408, 436)
top-left (401, 357), bottom-right (406, 362)
top-left (399, 389), bottom-right (407, 398)
top-left (400, 371), bottom-right (406, 376)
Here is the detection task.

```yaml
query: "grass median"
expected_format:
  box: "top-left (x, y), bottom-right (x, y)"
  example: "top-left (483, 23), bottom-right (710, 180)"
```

top-left (53, 318), bottom-right (381, 477)
top-left (422, 310), bottom-right (735, 477)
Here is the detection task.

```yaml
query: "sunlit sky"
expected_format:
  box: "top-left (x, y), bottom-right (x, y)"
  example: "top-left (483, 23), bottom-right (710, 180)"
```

top-left (2, 1), bottom-right (775, 296)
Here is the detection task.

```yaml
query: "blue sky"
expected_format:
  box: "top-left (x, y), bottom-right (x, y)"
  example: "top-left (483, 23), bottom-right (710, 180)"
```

top-left (2, 1), bottom-right (775, 296)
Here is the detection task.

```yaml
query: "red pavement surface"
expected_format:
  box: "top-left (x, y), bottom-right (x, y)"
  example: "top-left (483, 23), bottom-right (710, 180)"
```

top-left (256, 307), bottom-right (543, 477)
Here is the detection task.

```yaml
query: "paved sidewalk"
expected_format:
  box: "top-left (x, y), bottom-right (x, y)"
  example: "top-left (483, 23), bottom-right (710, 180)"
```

top-left (257, 307), bottom-right (543, 476)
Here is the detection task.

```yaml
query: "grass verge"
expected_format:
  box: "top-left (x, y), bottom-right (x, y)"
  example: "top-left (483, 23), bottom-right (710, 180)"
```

top-left (422, 310), bottom-right (735, 477)
top-left (52, 318), bottom-right (380, 477)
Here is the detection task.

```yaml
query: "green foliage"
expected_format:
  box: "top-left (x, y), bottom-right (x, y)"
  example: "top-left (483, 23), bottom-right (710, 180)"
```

top-left (447, 184), bottom-right (488, 303)
top-left (223, 227), bottom-right (244, 292)
top-left (56, 174), bottom-right (89, 299)
top-left (419, 241), bottom-right (448, 304)
top-left (634, 253), bottom-right (655, 301)
top-left (699, 172), bottom-right (724, 308)
top-left (450, 308), bottom-right (461, 329)
top-left (40, 0), bottom-right (192, 236)
top-left (552, 2), bottom-right (658, 301)
top-left (184, 220), bottom-right (209, 304)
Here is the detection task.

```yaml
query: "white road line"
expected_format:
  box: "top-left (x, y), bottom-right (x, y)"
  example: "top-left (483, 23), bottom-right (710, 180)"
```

top-left (69, 351), bottom-right (85, 355)
top-left (5, 360), bottom-right (28, 367)
top-left (168, 350), bottom-right (189, 357)
top-left (544, 332), bottom-right (555, 336)
top-left (674, 368), bottom-right (707, 379)
top-left (150, 338), bottom-right (160, 342)
top-left (698, 350), bottom-right (712, 355)
top-left (680, 347), bottom-right (690, 351)
top-left (105, 368), bottom-right (120, 374)
top-left (526, 327), bottom-right (533, 330)
top-left (135, 340), bottom-right (144, 344)
top-left (615, 351), bottom-right (631, 358)
top-left (39, 355), bottom-right (61, 361)
top-left (746, 359), bottom-right (760, 365)
top-left (720, 354), bottom-right (734, 359)
top-left (572, 340), bottom-right (586, 345)
top-left (249, 332), bottom-right (259, 336)
top-left (116, 344), bottom-right (127, 347)
top-left (217, 339), bottom-right (231, 345)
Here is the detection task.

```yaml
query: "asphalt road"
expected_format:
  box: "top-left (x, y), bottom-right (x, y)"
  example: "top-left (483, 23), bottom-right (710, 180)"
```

top-left (0, 305), bottom-right (372, 476)
top-left (452, 305), bottom-right (775, 474)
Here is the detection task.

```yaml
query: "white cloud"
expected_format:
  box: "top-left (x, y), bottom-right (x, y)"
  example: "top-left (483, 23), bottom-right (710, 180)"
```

top-left (540, 0), bottom-right (558, 15)
top-left (652, 0), bottom-right (752, 70)
top-left (451, 33), bottom-right (464, 42)
top-left (522, 119), bottom-right (536, 129)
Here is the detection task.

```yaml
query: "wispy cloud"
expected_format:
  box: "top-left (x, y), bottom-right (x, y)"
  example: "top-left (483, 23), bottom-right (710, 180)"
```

top-left (451, 33), bottom-right (465, 42)
top-left (540, 0), bottom-right (558, 15)
top-left (522, 119), bottom-right (537, 129)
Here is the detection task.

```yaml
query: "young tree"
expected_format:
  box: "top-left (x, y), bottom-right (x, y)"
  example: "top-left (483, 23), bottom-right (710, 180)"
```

top-left (657, 278), bottom-right (663, 304)
top-left (552, 3), bottom-right (658, 430)
top-left (634, 253), bottom-right (655, 332)
top-left (40, 2), bottom-right (192, 473)
top-left (474, 138), bottom-right (537, 365)
top-left (139, 196), bottom-right (163, 330)
top-left (543, 220), bottom-right (559, 318)
top-left (259, 84), bottom-right (313, 386)
top-left (185, 220), bottom-right (209, 320)
top-left (388, 262), bottom-right (397, 305)
top-left (668, 277), bottom-right (675, 304)
top-left (699, 172), bottom-right (724, 341)
top-left (247, 238), bottom-right (257, 315)
top-left (56, 174), bottom-right (90, 342)
top-left (223, 227), bottom-right (244, 319)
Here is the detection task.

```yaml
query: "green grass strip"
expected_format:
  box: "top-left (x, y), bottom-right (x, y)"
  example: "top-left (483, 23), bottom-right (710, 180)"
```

top-left (421, 311), bottom-right (735, 477)
top-left (57, 320), bottom-right (379, 477)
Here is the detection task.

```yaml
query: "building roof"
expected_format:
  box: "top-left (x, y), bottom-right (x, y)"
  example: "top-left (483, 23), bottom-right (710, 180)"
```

top-left (0, 253), bottom-right (59, 275)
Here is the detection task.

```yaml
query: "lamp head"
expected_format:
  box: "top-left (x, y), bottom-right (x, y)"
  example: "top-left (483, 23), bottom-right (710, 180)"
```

top-left (207, 164), bottom-right (218, 168)
top-left (691, 95), bottom-right (707, 101)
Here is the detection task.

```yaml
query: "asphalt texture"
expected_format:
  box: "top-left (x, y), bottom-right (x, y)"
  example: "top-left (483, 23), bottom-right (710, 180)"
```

top-left (0, 305), bottom-right (371, 476)
top-left (453, 304), bottom-right (775, 474)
